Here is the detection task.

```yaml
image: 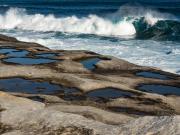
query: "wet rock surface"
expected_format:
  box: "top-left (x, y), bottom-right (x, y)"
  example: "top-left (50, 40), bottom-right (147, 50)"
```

top-left (0, 34), bottom-right (180, 134)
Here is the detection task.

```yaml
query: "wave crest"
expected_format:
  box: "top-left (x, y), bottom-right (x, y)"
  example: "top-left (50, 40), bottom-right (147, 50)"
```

top-left (0, 8), bottom-right (136, 36)
top-left (0, 6), bottom-right (179, 40)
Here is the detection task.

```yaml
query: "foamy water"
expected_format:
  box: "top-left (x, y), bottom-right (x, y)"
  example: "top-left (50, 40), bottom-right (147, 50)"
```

top-left (0, 6), bottom-right (176, 36)
top-left (0, 4), bottom-right (180, 74)
top-left (0, 8), bottom-right (136, 36)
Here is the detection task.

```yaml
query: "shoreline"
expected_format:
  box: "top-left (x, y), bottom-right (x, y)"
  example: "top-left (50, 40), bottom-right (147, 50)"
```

top-left (11, 34), bottom-right (180, 75)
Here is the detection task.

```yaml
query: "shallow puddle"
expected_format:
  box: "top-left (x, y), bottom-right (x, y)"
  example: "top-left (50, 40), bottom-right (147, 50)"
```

top-left (136, 71), bottom-right (170, 80)
top-left (80, 58), bottom-right (102, 70)
top-left (0, 48), bottom-right (59, 65)
top-left (138, 84), bottom-right (180, 96)
top-left (3, 57), bottom-right (56, 65)
top-left (0, 48), bottom-right (29, 57)
top-left (86, 88), bottom-right (133, 99)
top-left (35, 53), bottom-right (58, 59)
top-left (0, 78), bottom-right (80, 95)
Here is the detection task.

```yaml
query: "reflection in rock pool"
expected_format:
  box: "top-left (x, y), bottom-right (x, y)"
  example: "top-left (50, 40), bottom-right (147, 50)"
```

top-left (0, 78), bottom-right (79, 95)
top-left (0, 48), bottom-right (29, 57)
top-left (138, 84), bottom-right (180, 96)
top-left (136, 71), bottom-right (170, 80)
top-left (3, 57), bottom-right (56, 65)
top-left (0, 48), bottom-right (59, 65)
top-left (80, 58), bottom-right (102, 70)
top-left (35, 53), bottom-right (58, 59)
top-left (86, 88), bottom-right (133, 99)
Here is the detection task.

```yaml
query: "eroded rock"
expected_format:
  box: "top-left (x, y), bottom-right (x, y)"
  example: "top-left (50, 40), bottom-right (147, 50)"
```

top-left (0, 34), bottom-right (180, 134)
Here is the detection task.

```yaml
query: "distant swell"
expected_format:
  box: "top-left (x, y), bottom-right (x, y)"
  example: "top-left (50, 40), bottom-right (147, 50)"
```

top-left (0, 6), bottom-right (179, 40)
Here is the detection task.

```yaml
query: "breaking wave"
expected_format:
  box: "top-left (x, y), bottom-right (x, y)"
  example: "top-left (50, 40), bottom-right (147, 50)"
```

top-left (0, 8), bottom-right (136, 36)
top-left (0, 5), bottom-right (179, 40)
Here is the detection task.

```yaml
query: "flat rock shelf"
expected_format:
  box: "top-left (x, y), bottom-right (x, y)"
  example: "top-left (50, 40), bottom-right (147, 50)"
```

top-left (0, 34), bottom-right (180, 135)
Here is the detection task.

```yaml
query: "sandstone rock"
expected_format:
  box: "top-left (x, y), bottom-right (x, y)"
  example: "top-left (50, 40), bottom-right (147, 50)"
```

top-left (0, 34), bottom-right (180, 135)
top-left (120, 115), bottom-right (180, 135)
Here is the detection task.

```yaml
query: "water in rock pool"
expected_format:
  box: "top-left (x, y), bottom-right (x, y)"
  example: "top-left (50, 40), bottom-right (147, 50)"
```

top-left (80, 58), bottom-right (102, 70)
top-left (35, 53), bottom-right (59, 59)
top-left (136, 71), bottom-right (170, 80)
top-left (138, 84), bottom-right (180, 96)
top-left (86, 88), bottom-right (134, 99)
top-left (3, 57), bottom-right (57, 65)
top-left (0, 78), bottom-right (80, 95)
top-left (0, 48), bottom-right (29, 57)
top-left (0, 0), bottom-right (180, 74)
top-left (0, 48), bottom-right (58, 65)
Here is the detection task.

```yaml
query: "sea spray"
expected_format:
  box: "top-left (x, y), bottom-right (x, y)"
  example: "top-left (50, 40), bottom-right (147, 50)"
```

top-left (0, 8), bottom-right (136, 36)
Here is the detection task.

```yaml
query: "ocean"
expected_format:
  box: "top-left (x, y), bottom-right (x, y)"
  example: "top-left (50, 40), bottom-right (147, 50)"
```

top-left (0, 0), bottom-right (180, 74)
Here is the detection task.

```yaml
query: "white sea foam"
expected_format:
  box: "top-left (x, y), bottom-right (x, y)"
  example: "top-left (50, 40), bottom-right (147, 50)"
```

top-left (109, 4), bottom-right (176, 25)
top-left (0, 8), bottom-right (136, 36)
top-left (0, 4), bottom-right (177, 36)
top-left (0, 6), bottom-right (176, 36)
